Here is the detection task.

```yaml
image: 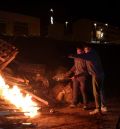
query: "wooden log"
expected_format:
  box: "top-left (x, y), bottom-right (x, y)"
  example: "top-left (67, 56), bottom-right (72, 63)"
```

top-left (0, 51), bottom-right (18, 70)
top-left (3, 76), bottom-right (29, 87)
top-left (3, 80), bottom-right (27, 87)
top-left (0, 107), bottom-right (19, 111)
top-left (0, 56), bottom-right (5, 62)
top-left (20, 87), bottom-right (49, 106)
top-left (0, 111), bottom-right (29, 116)
top-left (1, 73), bottom-right (49, 106)
top-left (4, 75), bottom-right (26, 83)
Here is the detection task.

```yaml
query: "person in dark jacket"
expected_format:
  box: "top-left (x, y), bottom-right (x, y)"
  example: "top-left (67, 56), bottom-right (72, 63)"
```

top-left (69, 45), bottom-right (107, 115)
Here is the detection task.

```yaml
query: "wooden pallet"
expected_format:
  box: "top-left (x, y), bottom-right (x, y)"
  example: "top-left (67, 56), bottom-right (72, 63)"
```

top-left (0, 39), bottom-right (18, 70)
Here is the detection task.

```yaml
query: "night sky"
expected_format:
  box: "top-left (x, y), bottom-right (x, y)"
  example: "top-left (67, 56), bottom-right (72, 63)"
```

top-left (0, 0), bottom-right (120, 27)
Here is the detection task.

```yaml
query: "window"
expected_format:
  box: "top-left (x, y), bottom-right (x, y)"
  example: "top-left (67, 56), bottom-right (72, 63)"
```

top-left (13, 22), bottom-right (28, 36)
top-left (0, 21), bottom-right (6, 35)
top-left (64, 22), bottom-right (72, 35)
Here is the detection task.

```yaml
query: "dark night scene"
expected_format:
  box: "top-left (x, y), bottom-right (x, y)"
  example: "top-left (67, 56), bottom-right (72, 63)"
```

top-left (0, 1), bottom-right (120, 129)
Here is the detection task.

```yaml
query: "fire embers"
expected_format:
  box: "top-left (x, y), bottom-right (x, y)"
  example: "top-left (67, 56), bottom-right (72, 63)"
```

top-left (52, 73), bottom-right (67, 81)
top-left (52, 66), bottom-right (70, 82)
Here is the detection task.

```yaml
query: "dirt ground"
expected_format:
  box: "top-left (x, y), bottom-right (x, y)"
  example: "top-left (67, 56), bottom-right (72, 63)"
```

top-left (29, 98), bottom-right (120, 129)
top-left (0, 97), bottom-right (119, 129)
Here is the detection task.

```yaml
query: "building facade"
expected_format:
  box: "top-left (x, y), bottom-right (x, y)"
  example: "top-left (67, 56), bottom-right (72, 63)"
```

top-left (73, 19), bottom-right (120, 44)
top-left (1, 10), bottom-right (119, 44)
top-left (47, 19), bottom-right (120, 44)
top-left (0, 11), bottom-right (40, 36)
top-left (48, 22), bottom-right (73, 41)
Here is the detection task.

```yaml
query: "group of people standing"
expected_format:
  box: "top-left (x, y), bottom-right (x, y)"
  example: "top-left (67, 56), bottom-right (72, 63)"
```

top-left (66, 44), bottom-right (108, 115)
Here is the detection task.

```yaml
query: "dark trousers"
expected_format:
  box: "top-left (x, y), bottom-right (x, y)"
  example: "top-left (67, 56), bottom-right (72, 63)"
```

top-left (72, 76), bottom-right (87, 105)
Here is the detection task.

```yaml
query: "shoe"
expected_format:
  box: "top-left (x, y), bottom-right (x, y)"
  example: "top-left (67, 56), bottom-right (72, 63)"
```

top-left (101, 106), bottom-right (108, 112)
top-left (83, 105), bottom-right (88, 110)
top-left (77, 102), bottom-right (82, 107)
top-left (69, 104), bottom-right (76, 108)
top-left (89, 109), bottom-right (101, 115)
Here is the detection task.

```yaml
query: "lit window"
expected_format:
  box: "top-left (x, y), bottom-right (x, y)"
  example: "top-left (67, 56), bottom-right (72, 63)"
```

top-left (96, 30), bottom-right (104, 39)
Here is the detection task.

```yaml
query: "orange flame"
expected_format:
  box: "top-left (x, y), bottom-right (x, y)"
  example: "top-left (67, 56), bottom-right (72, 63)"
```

top-left (0, 75), bottom-right (39, 117)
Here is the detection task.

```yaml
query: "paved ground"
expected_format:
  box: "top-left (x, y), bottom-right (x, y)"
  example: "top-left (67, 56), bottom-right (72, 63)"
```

top-left (0, 98), bottom-right (120, 129)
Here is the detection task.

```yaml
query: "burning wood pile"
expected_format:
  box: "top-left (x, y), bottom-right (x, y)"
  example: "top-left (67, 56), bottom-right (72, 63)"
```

top-left (0, 39), bottom-right (45, 119)
top-left (0, 39), bottom-right (40, 128)
top-left (0, 39), bottom-right (74, 129)
top-left (7, 63), bottom-right (73, 106)
top-left (0, 39), bottom-right (73, 122)
top-left (0, 75), bottom-right (40, 118)
top-left (15, 63), bottom-right (49, 88)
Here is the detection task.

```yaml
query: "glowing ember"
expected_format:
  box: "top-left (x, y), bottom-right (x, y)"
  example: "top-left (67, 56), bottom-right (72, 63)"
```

top-left (0, 75), bottom-right (39, 117)
top-left (53, 73), bottom-right (68, 81)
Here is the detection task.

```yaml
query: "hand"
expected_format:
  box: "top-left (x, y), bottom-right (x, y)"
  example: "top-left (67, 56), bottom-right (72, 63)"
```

top-left (68, 54), bottom-right (74, 59)
top-left (70, 76), bottom-right (75, 81)
top-left (24, 79), bottom-right (29, 85)
top-left (64, 73), bottom-right (69, 78)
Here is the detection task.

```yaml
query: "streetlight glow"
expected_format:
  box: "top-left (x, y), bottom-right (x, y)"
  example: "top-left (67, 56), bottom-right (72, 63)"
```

top-left (50, 8), bottom-right (53, 12)
top-left (105, 23), bottom-right (108, 26)
top-left (50, 8), bottom-right (54, 24)
top-left (94, 23), bottom-right (97, 27)
top-left (65, 21), bottom-right (68, 27)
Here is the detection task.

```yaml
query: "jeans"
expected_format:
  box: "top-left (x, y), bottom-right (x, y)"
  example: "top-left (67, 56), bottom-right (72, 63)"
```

top-left (72, 76), bottom-right (87, 105)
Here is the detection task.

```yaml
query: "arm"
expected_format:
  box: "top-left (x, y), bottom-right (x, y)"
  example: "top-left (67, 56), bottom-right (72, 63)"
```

top-left (68, 51), bottom-right (94, 61)
top-left (65, 65), bottom-right (75, 77)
